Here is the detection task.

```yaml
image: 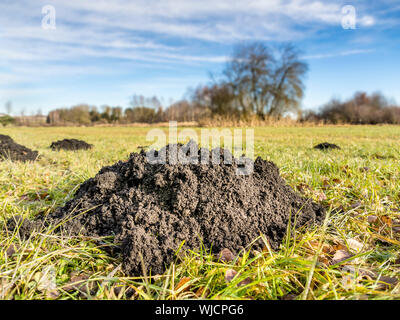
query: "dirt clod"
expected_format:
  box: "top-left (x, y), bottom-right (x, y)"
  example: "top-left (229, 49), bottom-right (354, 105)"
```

top-left (314, 142), bottom-right (341, 150)
top-left (50, 139), bottom-right (93, 151)
top-left (20, 141), bottom-right (325, 276)
top-left (0, 135), bottom-right (39, 162)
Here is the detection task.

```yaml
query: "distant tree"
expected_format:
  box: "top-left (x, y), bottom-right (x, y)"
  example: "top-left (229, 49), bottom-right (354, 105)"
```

top-left (221, 42), bottom-right (308, 118)
top-left (192, 84), bottom-right (236, 116)
top-left (125, 107), bottom-right (157, 123)
top-left (111, 106), bottom-right (123, 122)
top-left (317, 92), bottom-right (400, 124)
top-left (0, 115), bottom-right (15, 126)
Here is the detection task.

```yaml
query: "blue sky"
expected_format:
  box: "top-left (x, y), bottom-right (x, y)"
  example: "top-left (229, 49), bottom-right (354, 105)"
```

top-left (0, 0), bottom-right (399, 115)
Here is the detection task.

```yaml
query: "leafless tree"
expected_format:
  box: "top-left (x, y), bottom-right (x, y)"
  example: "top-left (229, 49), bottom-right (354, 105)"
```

top-left (222, 42), bottom-right (308, 118)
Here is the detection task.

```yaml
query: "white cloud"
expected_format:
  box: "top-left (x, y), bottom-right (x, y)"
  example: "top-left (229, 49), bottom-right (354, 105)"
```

top-left (303, 49), bottom-right (375, 60)
top-left (359, 15), bottom-right (376, 27)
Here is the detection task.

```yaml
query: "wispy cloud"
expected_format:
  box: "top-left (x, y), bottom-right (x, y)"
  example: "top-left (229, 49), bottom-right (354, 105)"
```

top-left (304, 49), bottom-right (375, 60)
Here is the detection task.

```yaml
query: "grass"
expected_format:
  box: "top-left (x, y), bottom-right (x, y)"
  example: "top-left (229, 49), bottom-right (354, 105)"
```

top-left (1, 125), bottom-right (400, 300)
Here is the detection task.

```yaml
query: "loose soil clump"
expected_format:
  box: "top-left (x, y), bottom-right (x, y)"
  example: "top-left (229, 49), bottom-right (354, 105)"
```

top-left (50, 139), bottom-right (93, 151)
top-left (314, 142), bottom-right (341, 150)
top-left (0, 135), bottom-right (39, 162)
top-left (16, 141), bottom-right (325, 276)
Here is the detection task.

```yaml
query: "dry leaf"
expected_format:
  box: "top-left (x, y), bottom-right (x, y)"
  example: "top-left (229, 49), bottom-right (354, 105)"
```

top-left (381, 216), bottom-right (392, 227)
top-left (332, 250), bottom-right (353, 265)
top-left (34, 266), bottom-right (59, 299)
top-left (225, 269), bottom-right (237, 283)
top-left (219, 248), bottom-right (235, 263)
top-left (346, 238), bottom-right (364, 253)
top-left (5, 244), bottom-right (20, 258)
top-left (0, 278), bottom-right (15, 298)
top-left (64, 273), bottom-right (97, 297)
top-left (316, 191), bottom-right (327, 201)
top-left (238, 277), bottom-right (252, 287)
top-left (296, 183), bottom-right (311, 194)
top-left (175, 277), bottom-right (191, 292)
top-left (332, 178), bottom-right (342, 184)
top-left (195, 286), bottom-right (210, 298)
top-left (368, 215), bottom-right (378, 224)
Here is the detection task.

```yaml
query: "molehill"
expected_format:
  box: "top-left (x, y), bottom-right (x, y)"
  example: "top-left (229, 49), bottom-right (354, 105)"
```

top-left (50, 139), bottom-right (93, 151)
top-left (314, 142), bottom-right (341, 150)
top-left (0, 135), bottom-right (38, 162)
top-left (17, 141), bottom-right (325, 276)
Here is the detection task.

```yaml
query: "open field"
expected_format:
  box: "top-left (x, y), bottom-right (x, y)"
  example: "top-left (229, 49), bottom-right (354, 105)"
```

top-left (1, 125), bottom-right (400, 300)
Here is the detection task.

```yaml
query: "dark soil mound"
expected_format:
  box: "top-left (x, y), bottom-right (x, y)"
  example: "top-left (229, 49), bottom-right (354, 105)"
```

top-left (50, 139), bottom-right (93, 151)
top-left (16, 141), bottom-right (325, 276)
top-left (314, 142), bottom-right (340, 150)
top-left (0, 134), bottom-right (14, 143)
top-left (0, 136), bottom-right (39, 162)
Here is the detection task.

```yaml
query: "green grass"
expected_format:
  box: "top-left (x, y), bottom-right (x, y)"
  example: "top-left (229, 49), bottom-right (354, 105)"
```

top-left (1, 125), bottom-right (400, 300)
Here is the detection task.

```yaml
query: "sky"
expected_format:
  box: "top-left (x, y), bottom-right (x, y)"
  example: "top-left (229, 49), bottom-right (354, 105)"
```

top-left (0, 0), bottom-right (399, 115)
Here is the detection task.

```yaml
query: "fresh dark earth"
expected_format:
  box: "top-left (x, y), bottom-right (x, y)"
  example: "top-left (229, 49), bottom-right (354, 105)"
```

top-left (313, 142), bottom-right (341, 150)
top-left (12, 141), bottom-right (325, 276)
top-left (50, 139), bottom-right (93, 151)
top-left (0, 135), bottom-right (38, 162)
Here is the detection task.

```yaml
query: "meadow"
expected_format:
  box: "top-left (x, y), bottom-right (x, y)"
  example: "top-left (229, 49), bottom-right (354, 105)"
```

top-left (1, 125), bottom-right (400, 300)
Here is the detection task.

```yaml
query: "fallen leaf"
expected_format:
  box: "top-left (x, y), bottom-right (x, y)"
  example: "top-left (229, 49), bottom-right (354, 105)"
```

top-left (175, 277), bottom-right (191, 292)
top-left (381, 216), bottom-right (392, 227)
top-left (195, 286), bottom-right (210, 298)
top-left (332, 243), bottom-right (347, 251)
top-left (322, 179), bottom-right (330, 188)
top-left (225, 269), bottom-right (237, 283)
top-left (346, 238), bottom-right (364, 253)
top-left (331, 250), bottom-right (353, 265)
top-left (5, 244), bottom-right (20, 258)
top-left (34, 266), bottom-right (59, 299)
top-left (296, 183), bottom-right (311, 194)
top-left (63, 273), bottom-right (97, 297)
top-left (332, 178), bottom-right (342, 184)
top-left (238, 277), bottom-right (252, 287)
top-left (368, 215), bottom-right (378, 224)
top-left (316, 191), bottom-right (327, 201)
top-left (0, 278), bottom-right (15, 298)
top-left (219, 248), bottom-right (235, 263)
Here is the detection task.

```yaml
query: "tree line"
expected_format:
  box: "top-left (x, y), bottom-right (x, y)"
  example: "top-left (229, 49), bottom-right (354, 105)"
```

top-left (301, 92), bottom-right (400, 124)
top-left (2, 42), bottom-right (400, 126)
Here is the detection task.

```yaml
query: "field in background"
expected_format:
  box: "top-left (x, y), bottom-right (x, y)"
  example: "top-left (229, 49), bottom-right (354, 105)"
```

top-left (1, 125), bottom-right (400, 300)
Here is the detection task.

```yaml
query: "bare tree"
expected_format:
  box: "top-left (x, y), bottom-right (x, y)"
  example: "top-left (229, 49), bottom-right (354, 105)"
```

top-left (222, 42), bottom-right (308, 118)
